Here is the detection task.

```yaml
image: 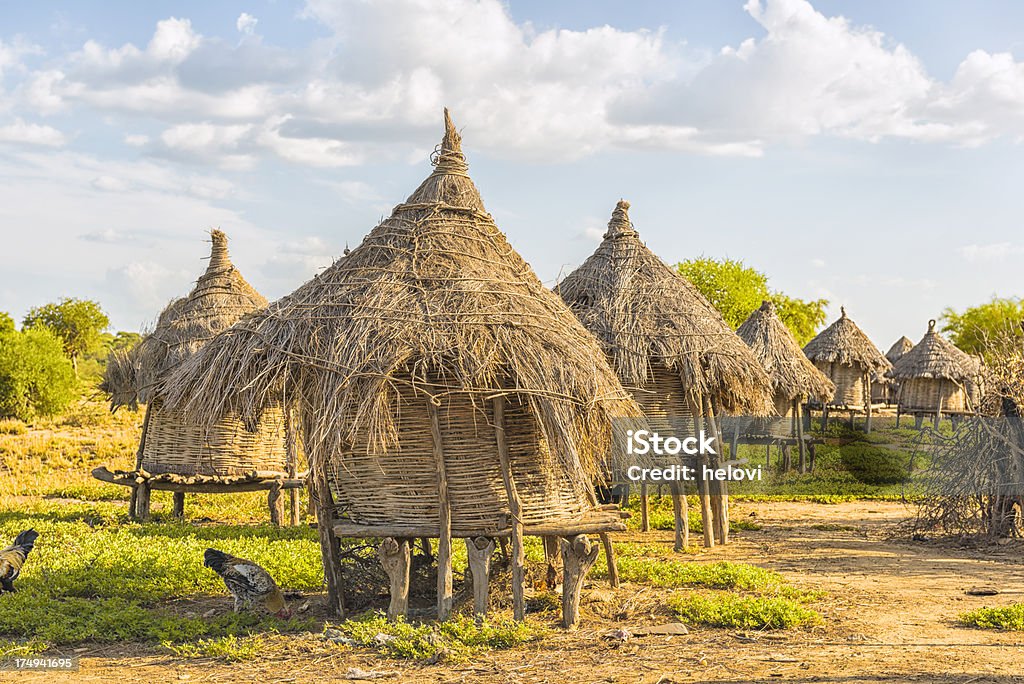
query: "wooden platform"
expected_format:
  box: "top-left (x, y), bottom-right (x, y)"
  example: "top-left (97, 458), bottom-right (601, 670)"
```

top-left (331, 509), bottom-right (628, 540)
top-left (91, 466), bottom-right (305, 493)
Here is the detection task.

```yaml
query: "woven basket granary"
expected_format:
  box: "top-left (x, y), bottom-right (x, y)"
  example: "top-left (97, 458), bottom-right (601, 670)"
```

top-left (891, 320), bottom-right (981, 415)
top-left (802, 307), bottom-right (890, 409)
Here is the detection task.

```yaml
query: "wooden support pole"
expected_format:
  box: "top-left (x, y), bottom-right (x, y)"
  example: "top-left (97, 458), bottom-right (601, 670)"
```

top-left (561, 534), bottom-right (599, 630)
top-left (543, 535), bottom-right (560, 588)
top-left (285, 407), bottom-right (300, 526)
top-left (466, 536), bottom-right (495, 617)
top-left (781, 444), bottom-right (792, 472)
top-left (420, 537), bottom-right (434, 562)
top-left (670, 481), bottom-right (688, 552)
top-left (704, 396), bottom-right (728, 546)
top-left (268, 481), bottom-right (284, 527)
top-left (134, 482), bottom-right (152, 521)
top-left (639, 482), bottom-right (649, 532)
top-left (865, 373), bottom-right (873, 434)
top-left (691, 398), bottom-right (714, 549)
top-left (796, 400), bottom-right (806, 473)
top-left (129, 404), bottom-right (152, 520)
top-left (935, 379), bottom-right (944, 431)
top-left (313, 472), bottom-right (346, 618)
top-left (172, 491), bottom-right (185, 519)
top-left (599, 532), bottom-right (619, 589)
top-left (493, 396), bottom-right (526, 621)
top-left (808, 442), bottom-right (817, 472)
top-left (426, 399), bottom-right (453, 621)
top-left (378, 537), bottom-right (411, 621)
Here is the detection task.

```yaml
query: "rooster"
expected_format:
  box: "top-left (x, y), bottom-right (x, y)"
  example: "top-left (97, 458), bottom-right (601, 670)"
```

top-left (0, 529), bottom-right (39, 593)
top-left (203, 548), bottom-right (291, 618)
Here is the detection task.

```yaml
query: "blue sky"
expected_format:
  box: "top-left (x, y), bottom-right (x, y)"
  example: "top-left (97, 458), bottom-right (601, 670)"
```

top-left (1, 0), bottom-right (1023, 349)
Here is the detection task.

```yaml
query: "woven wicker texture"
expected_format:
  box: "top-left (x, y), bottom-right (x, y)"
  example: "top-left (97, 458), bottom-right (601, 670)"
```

top-left (556, 200), bottom-right (772, 416)
top-left (814, 360), bottom-right (869, 407)
top-left (891, 320), bottom-right (982, 414)
top-left (163, 109), bottom-right (641, 532)
top-left (898, 377), bottom-right (967, 413)
top-left (141, 401), bottom-right (288, 476)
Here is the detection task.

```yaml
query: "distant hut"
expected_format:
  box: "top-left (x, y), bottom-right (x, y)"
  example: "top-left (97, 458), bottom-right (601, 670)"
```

top-left (163, 110), bottom-right (639, 629)
top-left (95, 231), bottom-right (302, 524)
top-left (802, 307), bottom-right (891, 431)
top-left (556, 200), bottom-right (773, 549)
top-left (890, 320), bottom-right (981, 428)
top-left (877, 336), bottom-right (914, 403)
top-left (736, 300), bottom-right (835, 468)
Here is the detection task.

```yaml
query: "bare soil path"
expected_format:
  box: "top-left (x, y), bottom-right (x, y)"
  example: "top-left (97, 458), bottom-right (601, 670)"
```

top-left (7, 500), bottom-right (1024, 684)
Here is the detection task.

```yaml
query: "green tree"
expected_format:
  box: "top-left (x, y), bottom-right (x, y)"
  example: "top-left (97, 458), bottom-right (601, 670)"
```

top-left (23, 298), bottom-right (109, 377)
top-left (78, 330), bottom-right (144, 384)
top-left (0, 326), bottom-right (77, 420)
top-left (941, 296), bottom-right (1024, 356)
top-left (0, 312), bottom-right (13, 333)
top-left (675, 257), bottom-right (827, 346)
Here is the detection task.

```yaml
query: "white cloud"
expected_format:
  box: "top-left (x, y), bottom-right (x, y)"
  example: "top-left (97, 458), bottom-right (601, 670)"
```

top-left (91, 175), bottom-right (129, 191)
top-left (959, 242), bottom-right (1024, 263)
top-left (124, 133), bottom-right (149, 146)
top-left (0, 119), bottom-right (66, 146)
top-left (236, 13), bottom-right (258, 36)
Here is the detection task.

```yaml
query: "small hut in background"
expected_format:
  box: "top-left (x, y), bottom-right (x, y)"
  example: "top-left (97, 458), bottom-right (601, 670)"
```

top-left (736, 300), bottom-right (835, 470)
top-left (164, 110), bottom-right (639, 629)
top-left (802, 307), bottom-right (891, 432)
top-left (96, 231), bottom-right (302, 524)
top-left (876, 336), bottom-right (914, 404)
top-left (556, 200), bottom-right (773, 550)
top-left (890, 320), bottom-right (981, 428)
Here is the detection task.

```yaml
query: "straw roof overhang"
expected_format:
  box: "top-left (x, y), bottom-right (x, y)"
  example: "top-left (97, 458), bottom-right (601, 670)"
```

top-left (889, 320), bottom-right (979, 382)
top-left (163, 109), bottom-right (640, 481)
top-left (802, 307), bottom-right (891, 375)
top-left (886, 336), bottom-right (914, 365)
top-left (101, 231), bottom-right (267, 409)
top-left (554, 200), bottom-right (773, 415)
top-left (736, 300), bottom-right (835, 404)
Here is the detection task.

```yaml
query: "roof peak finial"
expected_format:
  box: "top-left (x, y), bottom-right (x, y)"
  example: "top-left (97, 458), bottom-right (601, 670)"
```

top-left (928, 319), bottom-right (936, 332)
top-left (760, 299), bottom-right (774, 313)
top-left (208, 229), bottom-right (230, 271)
top-left (432, 107), bottom-right (468, 175)
top-left (604, 199), bottom-right (638, 239)
top-left (840, 306), bottom-right (847, 318)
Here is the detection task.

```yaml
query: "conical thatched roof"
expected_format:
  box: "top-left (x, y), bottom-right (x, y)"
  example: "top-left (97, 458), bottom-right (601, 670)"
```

top-left (886, 336), bottom-right (914, 365)
top-left (802, 307), bottom-right (891, 374)
top-left (555, 200), bottom-right (772, 415)
top-left (889, 320), bottom-right (979, 382)
top-left (736, 300), bottom-right (835, 404)
top-left (101, 231), bottom-right (267, 408)
top-left (163, 109), bottom-right (639, 483)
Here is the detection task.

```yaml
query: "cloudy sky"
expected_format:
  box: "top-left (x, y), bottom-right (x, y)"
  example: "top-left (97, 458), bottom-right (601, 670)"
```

top-left (1, 0), bottom-right (1022, 347)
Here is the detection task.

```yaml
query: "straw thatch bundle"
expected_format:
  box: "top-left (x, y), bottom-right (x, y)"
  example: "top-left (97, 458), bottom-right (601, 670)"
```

top-left (736, 300), bottom-right (835, 407)
top-left (802, 307), bottom-right (890, 407)
top-left (890, 320), bottom-right (981, 413)
top-left (555, 200), bottom-right (773, 417)
top-left (163, 110), bottom-right (640, 532)
top-left (100, 231), bottom-right (289, 479)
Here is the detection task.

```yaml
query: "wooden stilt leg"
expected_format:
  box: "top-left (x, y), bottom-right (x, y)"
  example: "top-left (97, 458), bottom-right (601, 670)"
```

top-left (135, 482), bottom-right (151, 521)
top-left (420, 537), bottom-right (434, 562)
top-left (796, 401), bottom-right (806, 473)
top-left (493, 396), bottom-right (526, 621)
top-left (313, 474), bottom-right (345, 618)
top-left (129, 486), bottom-right (139, 521)
top-left (378, 537), bottom-right (411, 622)
top-left (284, 407), bottom-right (300, 526)
top-left (543, 536), bottom-right (560, 588)
top-left (688, 396), bottom-right (714, 549)
top-left (466, 537), bottom-right (495, 617)
top-left (705, 398), bottom-right (728, 546)
top-left (426, 399), bottom-right (453, 621)
top-left (599, 532), bottom-right (619, 588)
top-left (561, 535), bottom-right (599, 630)
top-left (865, 373), bottom-right (873, 434)
top-left (640, 482), bottom-right (649, 532)
top-left (268, 481), bottom-right (284, 526)
top-left (670, 481), bottom-right (688, 552)
top-left (172, 491), bottom-right (185, 519)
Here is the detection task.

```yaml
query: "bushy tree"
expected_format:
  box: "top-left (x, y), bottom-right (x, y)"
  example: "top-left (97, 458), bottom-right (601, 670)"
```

top-left (23, 298), bottom-right (109, 377)
top-left (941, 297), bottom-right (1024, 357)
top-left (676, 257), bottom-right (828, 346)
top-left (0, 312), bottom-right (13, 333)
top-left (0, 326), bottom-right (77, 420)
top-left (78, 330), bottom-right (144, 384)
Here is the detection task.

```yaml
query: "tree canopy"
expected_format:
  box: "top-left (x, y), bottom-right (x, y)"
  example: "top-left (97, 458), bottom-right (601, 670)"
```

top-left (0, 312), bottom-right (13, 334)
top-left (676, 257), bottom-right (828, 346)
top-left (941, 296), bottom-right (1024, 357)
top-left (0, 326), bottom-right (77, 420)
top-left (23, 298), bottom-right (109, 377)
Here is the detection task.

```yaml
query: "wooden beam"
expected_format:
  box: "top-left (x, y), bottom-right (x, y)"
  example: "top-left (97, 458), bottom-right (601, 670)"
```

top-left (493, 395), bottom-right (526, 621)
top-left (426, 398), bottom-right (453, 621)
top-left (378, 537), bottom-right (411, 621)
top-left (466, 536), bottom-right (495, 617)
top-left (330, 515), bottom-right (627, 540)
top-left (561, 534), bottom-right (599, 630)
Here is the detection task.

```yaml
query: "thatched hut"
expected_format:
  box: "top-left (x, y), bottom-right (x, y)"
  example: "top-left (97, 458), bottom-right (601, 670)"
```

top-left (555, 200), bottom-right (773, 549)
top-left (876, 336), bottom-right (914, 403)
top-left (163, 110), bottom-right (639, 628)
top-left (802, 307), bottom-right (891, 431)
top-left (890, 320), bottom-right (981, 428)
top-left (95, 231), bottom-right (302, 524)
top-left (736, 301), bottom-right (835, 461)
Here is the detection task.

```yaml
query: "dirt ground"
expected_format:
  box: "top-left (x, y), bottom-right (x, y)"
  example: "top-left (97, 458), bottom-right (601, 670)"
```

top-left (6, 500), bottom-right (1024, 684)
